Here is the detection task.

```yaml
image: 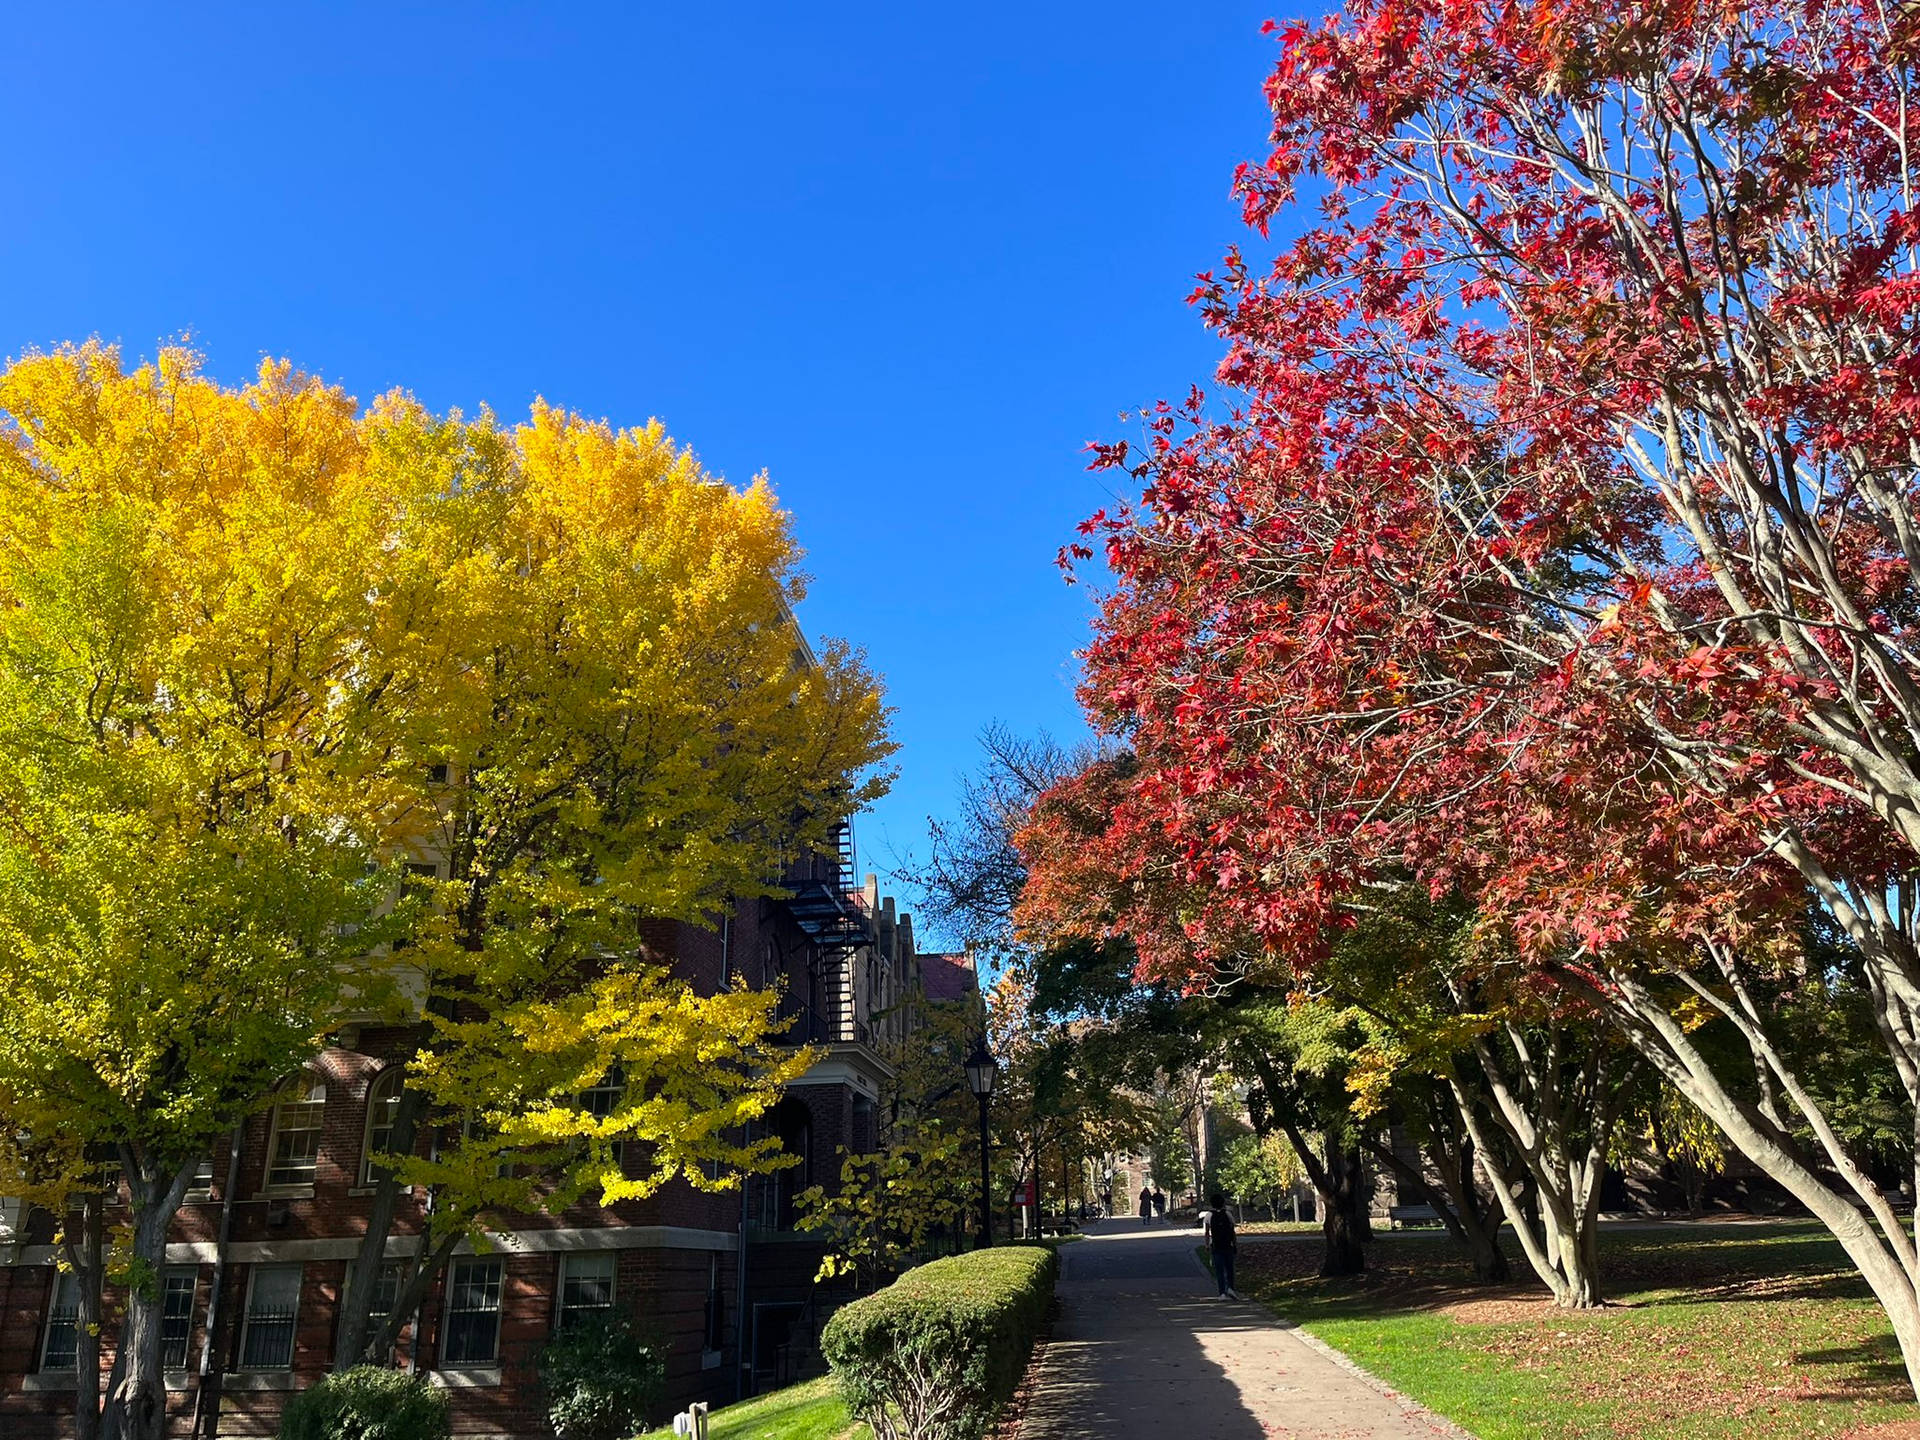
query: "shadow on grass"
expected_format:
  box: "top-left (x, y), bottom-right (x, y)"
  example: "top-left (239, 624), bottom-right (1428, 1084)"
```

top-left (1240, 1222), bottom-right (1876, 1323)
top-left (1795, 1333), bottom-right (1907, 1386)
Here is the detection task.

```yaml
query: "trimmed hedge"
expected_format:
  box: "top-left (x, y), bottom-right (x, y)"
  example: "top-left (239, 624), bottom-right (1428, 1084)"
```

top-left (279, 1366), bottom-right (449, 1440)
top-left (821, 1244), bottom-right (1057, 1440)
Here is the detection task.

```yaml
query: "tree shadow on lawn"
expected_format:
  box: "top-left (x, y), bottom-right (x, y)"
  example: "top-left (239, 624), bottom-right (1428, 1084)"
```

top-left (1239, 1225), bottom-right (1873, 1321)
top-left (1794, 1335), bottom-right (1909, 1396)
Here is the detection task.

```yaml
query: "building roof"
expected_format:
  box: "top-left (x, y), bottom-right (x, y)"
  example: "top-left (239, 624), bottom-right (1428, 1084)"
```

top-left (920, 951), bottom-right (979, 1003)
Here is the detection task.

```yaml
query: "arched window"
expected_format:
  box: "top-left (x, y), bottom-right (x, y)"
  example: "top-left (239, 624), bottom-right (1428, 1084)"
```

top-left (265, 1078), bottom-right (327, 1189)
top-left (361, 1068), bottom-right (404, 1186)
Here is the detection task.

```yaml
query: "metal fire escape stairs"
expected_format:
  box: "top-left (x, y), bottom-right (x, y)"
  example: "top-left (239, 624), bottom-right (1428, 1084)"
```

top-left (778, 820), bottom-right (872, 1045)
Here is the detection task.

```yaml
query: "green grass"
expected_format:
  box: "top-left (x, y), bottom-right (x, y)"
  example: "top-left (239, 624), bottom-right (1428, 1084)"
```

top-left (635, 1375), bottom-right (865, 1440)
top-left (1241, 1223), bottom-right (1916, 1439)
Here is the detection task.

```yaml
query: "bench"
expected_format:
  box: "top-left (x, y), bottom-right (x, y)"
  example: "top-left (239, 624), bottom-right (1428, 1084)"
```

top-left (1387, 1203), bottom-right (1442, 1228)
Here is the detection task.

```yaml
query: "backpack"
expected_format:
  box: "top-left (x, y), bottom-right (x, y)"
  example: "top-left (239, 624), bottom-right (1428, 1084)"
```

top-left (1210, 1206), bottom-right (1236, 1251)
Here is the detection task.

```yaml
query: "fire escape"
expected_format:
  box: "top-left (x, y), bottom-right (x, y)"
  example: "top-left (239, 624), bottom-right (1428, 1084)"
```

top-left (776, 821), bottom-right (873, 1047)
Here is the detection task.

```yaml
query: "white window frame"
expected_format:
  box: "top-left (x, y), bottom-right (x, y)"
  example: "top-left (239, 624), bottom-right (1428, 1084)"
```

top-left (160, 1268), bottom-right (198, 1371)
top-left (183, 1156), bottom-right (216, 1203)
top-left (39, 1270), bottom-right (77, 1372)
top-left (339, 1258), bottom-right (410, 1359)
top-left (264, 1079), bottom-right (327, 1191)
top-left (554, 1252), bottom-right (616, 1332)
top-left (361, 1068), bottom-right (404, 1186)
top-left (579, 1065), bottom-right (626, 1171)
top-left (440, 1257), bottom-right (504, 1367)
top-left (238, 1264), bottom-right (302, 1371)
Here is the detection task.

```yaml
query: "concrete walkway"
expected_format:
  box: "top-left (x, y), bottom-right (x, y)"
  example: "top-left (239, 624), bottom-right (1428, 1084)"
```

top-left (1019, 1220), bottom-right (1470, 1440)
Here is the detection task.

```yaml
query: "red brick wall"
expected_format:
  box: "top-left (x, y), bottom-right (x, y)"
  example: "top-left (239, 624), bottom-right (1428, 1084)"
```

top-left (0, 891), bottom-right (880, 1438)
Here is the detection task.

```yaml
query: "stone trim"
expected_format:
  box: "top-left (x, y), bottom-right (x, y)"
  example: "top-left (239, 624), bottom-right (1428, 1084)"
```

top-left (430, 1366), bottom-right (503, 1388)
top-left (11, 1224), bottom-right (738, 1267)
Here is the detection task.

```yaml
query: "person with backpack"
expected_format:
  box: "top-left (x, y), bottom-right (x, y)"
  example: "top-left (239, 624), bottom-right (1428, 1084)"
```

top-left (1205, 1191), bottom-right (1239, 1298)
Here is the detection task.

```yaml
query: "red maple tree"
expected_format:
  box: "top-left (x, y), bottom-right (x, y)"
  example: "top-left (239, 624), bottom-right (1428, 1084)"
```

top-left (1042, 0), bottom-right (1920, 1378)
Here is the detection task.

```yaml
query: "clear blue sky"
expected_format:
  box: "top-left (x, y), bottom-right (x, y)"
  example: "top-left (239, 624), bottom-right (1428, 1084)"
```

top-left (1, 3), bottom-right (1280, 936)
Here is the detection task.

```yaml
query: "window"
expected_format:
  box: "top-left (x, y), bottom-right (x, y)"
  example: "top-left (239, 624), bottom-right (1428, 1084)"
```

top-left (161, 1269), bottom-right (197, 1370)
top-left (579, 1066), bottom-right (625, 1123)
top-left (40, 1271), bottom-right (77, 1371)
top-left (361, 1069), bottom-right (404, 1185)
top-left (239, 1265), bottom-right (301, 1369)
top-left (556, 1253), bottom-right (615, 1331)
top-left (425, 763), bottom-right (451, 785)
top-left (340, 1259), bottom-right (410, 1360)
top-left (265, 1080), bottom-right (327, 1189)
top-left (442, 1258), bottom-right (503, 1365)
top-left (579, 1065), bottom-right (626, 1170)
top-left (184, 1156), bottom-right (215, 1202)
top-left (703, 1252), bottom-right (724, 1352)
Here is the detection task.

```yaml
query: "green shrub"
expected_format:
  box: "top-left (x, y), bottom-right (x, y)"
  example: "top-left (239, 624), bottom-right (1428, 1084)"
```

top-left (538, 1311), bottom-right (667, 1440)
top-left (279, 1366), bottom-right (450, 1440)
top-left (821, 1244), bottom-right (1057, 1440)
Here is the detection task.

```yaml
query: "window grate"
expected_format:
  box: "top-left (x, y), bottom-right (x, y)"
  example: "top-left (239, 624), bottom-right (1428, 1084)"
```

top-left (240, 1266), bottom-right (301, 1369)
top-left (161, 1271), bottom-right (197, 1369)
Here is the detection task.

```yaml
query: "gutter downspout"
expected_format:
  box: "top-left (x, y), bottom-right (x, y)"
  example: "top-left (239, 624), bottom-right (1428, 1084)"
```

top-left (191, 1126), bottom-right (244, 1440)
top-left (734, 1155), bottom-right (751, 1403)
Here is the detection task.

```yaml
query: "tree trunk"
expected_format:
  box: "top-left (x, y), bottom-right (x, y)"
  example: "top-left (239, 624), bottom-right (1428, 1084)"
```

top-left (67, 1190), bottom-right (105, 1440)
top-left (1319, 1134), bottom-right (1369, 1277)
top-left (1590, 963), bottom-right (1920, 1393)
top-left (1364, 1132), bottom-right (1510, 1284)
top-left (1448, 1081), bottom-right (1603, 1307)
top-left (337, 1081), bottom-right (429, 1369)
top-left (104, 1152), bottom-right (197, 1440)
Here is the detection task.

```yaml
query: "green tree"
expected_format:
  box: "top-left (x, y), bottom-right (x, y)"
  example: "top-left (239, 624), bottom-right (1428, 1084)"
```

top-left (1216, 1133), bottom-right (1305, 1219)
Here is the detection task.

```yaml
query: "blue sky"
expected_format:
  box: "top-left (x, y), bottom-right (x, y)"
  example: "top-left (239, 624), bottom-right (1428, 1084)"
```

top-left (1, 3), bottom-right (1280, 937)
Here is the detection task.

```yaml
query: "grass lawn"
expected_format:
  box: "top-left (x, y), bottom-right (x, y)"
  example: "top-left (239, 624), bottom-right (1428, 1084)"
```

top-left (635, 1375), bottom-right (866, 1440)
top-left (1240, 1223), bottom-right (1918, 1439)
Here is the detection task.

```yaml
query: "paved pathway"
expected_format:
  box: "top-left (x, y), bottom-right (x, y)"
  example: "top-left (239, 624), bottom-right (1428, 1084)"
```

top-left (1019, 1219), bottom-right (1470, 1440)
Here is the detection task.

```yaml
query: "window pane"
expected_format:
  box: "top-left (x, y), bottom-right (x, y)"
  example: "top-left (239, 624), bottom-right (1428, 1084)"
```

top-left (42, 1271), bottom-right (77, 1371)
top-left (241, 1266), bottom-right (301, 1369)
top-left (184, 1157), bottom-right (215, 1201)
top-left (443, 1259), bottom-right (501, 1365)
top-left (579, 1065), bottom-right (625, 1120)
top-left (370, 1261), bottom-right (404, 1322)
top-left (363, 1073), bottom-right (403, 1183)
top-left (161, 1271), bottom-right (197, 1370)
top-left (559, 1254), bottom-right (615, 1328)
top-left (268, 1083), bottom-right (326, 1188)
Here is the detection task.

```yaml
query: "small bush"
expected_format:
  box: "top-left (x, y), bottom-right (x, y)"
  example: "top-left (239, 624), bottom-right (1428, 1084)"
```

top-left (821, 1244), bottom-right (1057, 1440)
top-left (538, 1311), bottom-right (667, 1440)
top-left (279, 1366), bottom-right (450, 1440)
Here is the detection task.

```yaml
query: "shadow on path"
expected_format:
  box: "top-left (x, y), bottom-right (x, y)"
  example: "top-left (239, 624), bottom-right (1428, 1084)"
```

top-left (1019, 1220), bottom-right (1467, 1440)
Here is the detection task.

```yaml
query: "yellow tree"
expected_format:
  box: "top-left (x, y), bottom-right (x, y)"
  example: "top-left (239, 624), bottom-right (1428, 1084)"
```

top-left (336, 397), bottom-right (895, 1364)
top-left (0, 345), bottom-right (428, 1440)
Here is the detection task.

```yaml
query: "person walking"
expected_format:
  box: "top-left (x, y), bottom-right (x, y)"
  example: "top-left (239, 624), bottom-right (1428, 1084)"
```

top-left (1153, 1189), bottom-right (1166, 1220)
top-left (1138, 1185), bottom-right (1154, 1225)
top-left (1206, 1191), bottom-right (1239, 1298)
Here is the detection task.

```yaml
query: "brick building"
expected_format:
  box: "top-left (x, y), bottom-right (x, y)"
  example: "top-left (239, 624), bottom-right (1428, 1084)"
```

top-left (0, 828), bottom-right (934, 1440)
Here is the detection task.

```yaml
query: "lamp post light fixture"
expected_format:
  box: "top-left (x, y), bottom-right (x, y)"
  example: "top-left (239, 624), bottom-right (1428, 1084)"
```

top-left (964, 1040), bottom-right (998, 1249)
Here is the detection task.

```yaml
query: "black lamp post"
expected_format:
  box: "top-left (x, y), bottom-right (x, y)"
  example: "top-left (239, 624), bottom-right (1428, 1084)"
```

top-left (964, 1040), bottom-right (998, 1249)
